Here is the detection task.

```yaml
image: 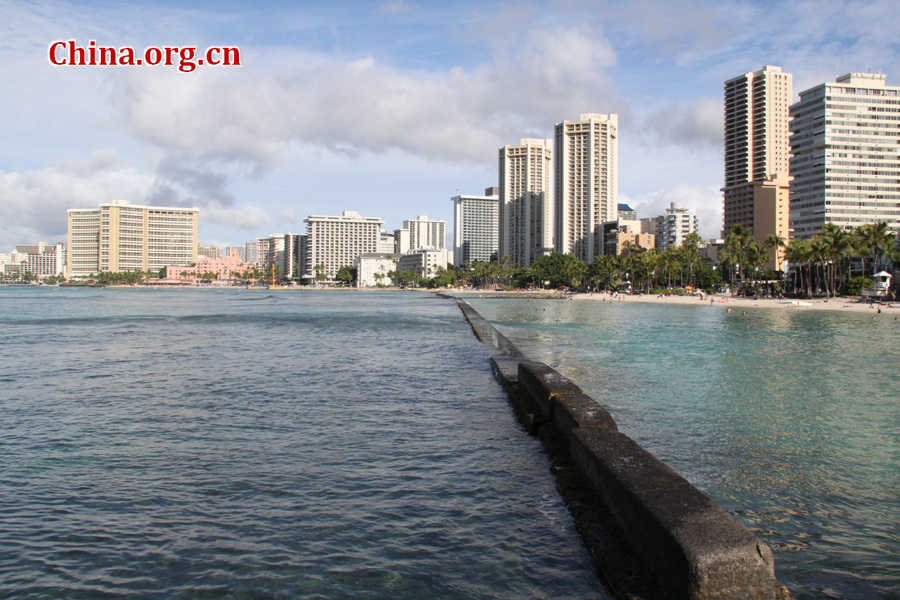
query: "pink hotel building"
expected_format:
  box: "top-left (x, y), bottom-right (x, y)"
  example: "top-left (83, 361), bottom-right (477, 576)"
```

top-left (164, 249), bottom-right (249, 284)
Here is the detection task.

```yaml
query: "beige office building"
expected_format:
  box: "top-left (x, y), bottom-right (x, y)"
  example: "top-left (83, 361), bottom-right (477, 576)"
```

top-left (303, 210), bottom-right (383, 282)
top-left (790, 73), bottom-right (900, 239)
top-left (554, 114), bottom-right (618, 264)
top-left (722, 65), bottom-right (792, 269)
top-left (499, 138), bottom-right (553, 267)
top-left (67, 201), bottom-right (198, 277)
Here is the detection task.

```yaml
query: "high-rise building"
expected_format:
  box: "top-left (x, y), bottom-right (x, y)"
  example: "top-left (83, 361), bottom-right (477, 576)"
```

top-left (393, 228), bottom-right (411, 254)
top-left (244, 240), bottom-right (258, 266)
top-left (499, 139), bottom-right (553, 267)
top-left (304, 211), bottom-right (383, 282)
top-left (655, 202), bottom-right (698, 250)
top-left (617, 203), bottom-right (637, 221)
top-left (67, 201), bottom-right (198, 278)
top-left (256, 233), bottom-right (305, 280)
top-left (723, 65), bottom-right (792, 269)
top-left (403, 215), bottom-right (445, 250)
top-left (198, 243), bottom-right (222, 259)
top-left (554, 114), bottom-right (618, 263)
top-left (3, 242), bottom-right (66, 280)
top-left (225, 246), bottom-right (246, 262)
top-left (790, 72), bottom-right (900, 239)
top-left (452, 187), bottom-right (500, 266)
top-left (378, 231), bottom-right (395, 254)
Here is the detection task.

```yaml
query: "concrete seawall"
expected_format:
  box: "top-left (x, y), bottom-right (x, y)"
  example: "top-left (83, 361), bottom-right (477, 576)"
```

top-left (458, 300), bottom-right (793, 600)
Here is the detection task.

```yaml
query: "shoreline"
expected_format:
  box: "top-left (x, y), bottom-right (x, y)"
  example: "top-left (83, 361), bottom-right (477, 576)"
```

top-left (569, 291), bottom-right (897, 315)
top-left (448, 289), bottom-right (898, 315)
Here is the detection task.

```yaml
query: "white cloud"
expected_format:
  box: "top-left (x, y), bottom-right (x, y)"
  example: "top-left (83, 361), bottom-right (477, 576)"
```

top-left (102, 18), bottom-right (621, 171)
top-left (640, 96), bottom-right (721, 148)
top-left (380, 1), bottom-right (415, 15)
top-left (0, 149), bottom-right (273, 250)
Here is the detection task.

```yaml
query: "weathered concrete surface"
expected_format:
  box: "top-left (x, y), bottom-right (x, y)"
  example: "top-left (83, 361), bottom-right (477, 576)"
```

top-left (572, 428), bottom-right (783, 600)
top-left (456, 300), bottom-right (793, 600)
top-left (458, 301), bottom-right (525, 359)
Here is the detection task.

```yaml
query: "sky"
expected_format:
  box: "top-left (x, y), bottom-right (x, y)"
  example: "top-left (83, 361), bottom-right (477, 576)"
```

top-left (2, 0), bottom-right (899, 251)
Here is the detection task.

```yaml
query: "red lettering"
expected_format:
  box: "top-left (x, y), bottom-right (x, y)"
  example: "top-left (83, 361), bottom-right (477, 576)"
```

top-left (47, 42), bottom-right (240, 70)
top-left (69, 40), bottom-right (86, 66)
top-left (98, 46), bottom-right (116, 66)
top-left (119, 47), bottom-right (136, 66)
top-left (48, 41), bottom-right (67, 65)
top-left (144, 47), bottom-right (162, 65)
top-left (164, 47), bottom-right (177, 66)
top-left (221, 47), bottom-right (240, 66)
top-left (178, 47), bottom-right (196, 73)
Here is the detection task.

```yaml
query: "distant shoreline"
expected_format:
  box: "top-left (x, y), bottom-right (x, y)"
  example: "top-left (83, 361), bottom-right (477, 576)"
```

top-left (450, 289), bottom-right (898, 315)
top-left (5, 284), bottom-right (897, 316)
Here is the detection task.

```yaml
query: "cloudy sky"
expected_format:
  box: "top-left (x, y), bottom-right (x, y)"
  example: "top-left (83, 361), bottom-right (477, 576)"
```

top-left (2, 0), bottom-right (898, 251)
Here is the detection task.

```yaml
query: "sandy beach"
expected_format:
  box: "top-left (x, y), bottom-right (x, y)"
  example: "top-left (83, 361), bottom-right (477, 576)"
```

top-left (449, 288), bottom-right (897, 315)
top-left (570, 291), bottom-right (897, 315)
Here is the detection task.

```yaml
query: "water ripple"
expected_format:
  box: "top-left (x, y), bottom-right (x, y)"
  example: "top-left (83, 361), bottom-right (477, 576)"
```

top-left (0, 288), bottom-right (608, 599)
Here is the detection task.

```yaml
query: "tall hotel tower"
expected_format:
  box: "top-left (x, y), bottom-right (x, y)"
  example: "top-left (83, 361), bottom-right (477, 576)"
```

top-left (722, 65), bottom-right (792, 269)
top-left (67, 200), bottom-right (198, 278)
top-left (554, 114), bottom-right (618, 264)
top-left (452, 187), bottom-right (499, 266)
top-left (499, 139), bottom-right (553, 267)
top-left (303, 210), bottom-right (383, 281)
top-left (790, 73), bottom-right (900, 239)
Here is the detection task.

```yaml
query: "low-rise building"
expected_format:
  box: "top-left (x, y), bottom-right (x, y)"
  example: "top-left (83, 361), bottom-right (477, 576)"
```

top-left (602, 221), bottom-right (655, 255)
top-left (397, 248), bottom-right (448, 279)
top-left (355, 253), bottom-right (399, 288)
top-left (164, 249), bottom-right (248, 284)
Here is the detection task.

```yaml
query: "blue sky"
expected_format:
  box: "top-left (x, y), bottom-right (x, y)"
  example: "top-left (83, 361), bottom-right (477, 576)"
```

top-left (2, 0), bottom-right (898, 250)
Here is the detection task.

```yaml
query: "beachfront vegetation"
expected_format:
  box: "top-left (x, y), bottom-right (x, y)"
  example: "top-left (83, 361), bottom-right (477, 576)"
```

top-left (395, 222), bottom-right (897, 297)
top-left (780, 221), bottom-right (898, 298)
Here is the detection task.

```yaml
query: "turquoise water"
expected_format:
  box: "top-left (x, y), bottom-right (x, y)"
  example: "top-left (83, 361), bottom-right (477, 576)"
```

top-left (472, 298), bottom-right (900, 600)
top-left (0, 287), bottom-right (609, 599)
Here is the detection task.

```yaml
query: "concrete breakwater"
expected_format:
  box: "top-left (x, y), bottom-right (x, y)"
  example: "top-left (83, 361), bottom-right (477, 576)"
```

top-left (457, 300), bottom-right (793, 600)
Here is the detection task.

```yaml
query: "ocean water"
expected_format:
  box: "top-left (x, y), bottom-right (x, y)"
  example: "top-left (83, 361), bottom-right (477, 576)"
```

top-left (471, 297), bottom-right (900, 600)
top-left (0, 287), bottom-right (609, 600)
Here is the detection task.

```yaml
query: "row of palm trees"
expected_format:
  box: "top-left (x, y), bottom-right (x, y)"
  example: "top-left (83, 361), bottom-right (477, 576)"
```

top-left (447, 236), bottom-right (722, 292)
top-left (780, 222), bottom-right (898, 297)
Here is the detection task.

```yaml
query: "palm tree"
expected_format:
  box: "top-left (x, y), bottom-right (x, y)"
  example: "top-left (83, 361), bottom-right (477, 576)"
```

top-left (808, 236), bottom-right (830, 296)
top-left (821, 223), bottom-right (852, 295)
top-left (725, 224), bottom-right (754, 291)
top-left (855, 222), bottom-right (893, 276)
top-left (764, 233), bottom-right (787, 272)
top-left (785, 239), bottom-right (812, 297)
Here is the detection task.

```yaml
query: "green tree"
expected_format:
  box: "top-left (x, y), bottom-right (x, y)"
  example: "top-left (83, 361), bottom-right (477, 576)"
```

top-left (764, 232), bottom-right (787, 273)
top-left (336, 265), bottom-right (356, 286)
top-left (314, 264), bottom-right (327, 284)
top-left (724, 224), bottom-right (754, 291)
top-left (530, 253), bottom-right (587, 288)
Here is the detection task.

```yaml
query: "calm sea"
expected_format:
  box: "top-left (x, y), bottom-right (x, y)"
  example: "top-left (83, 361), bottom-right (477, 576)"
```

top-left (472, 297), bottom-right (900, 600)
top-left (0, 287), bottom-right (609, 600)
